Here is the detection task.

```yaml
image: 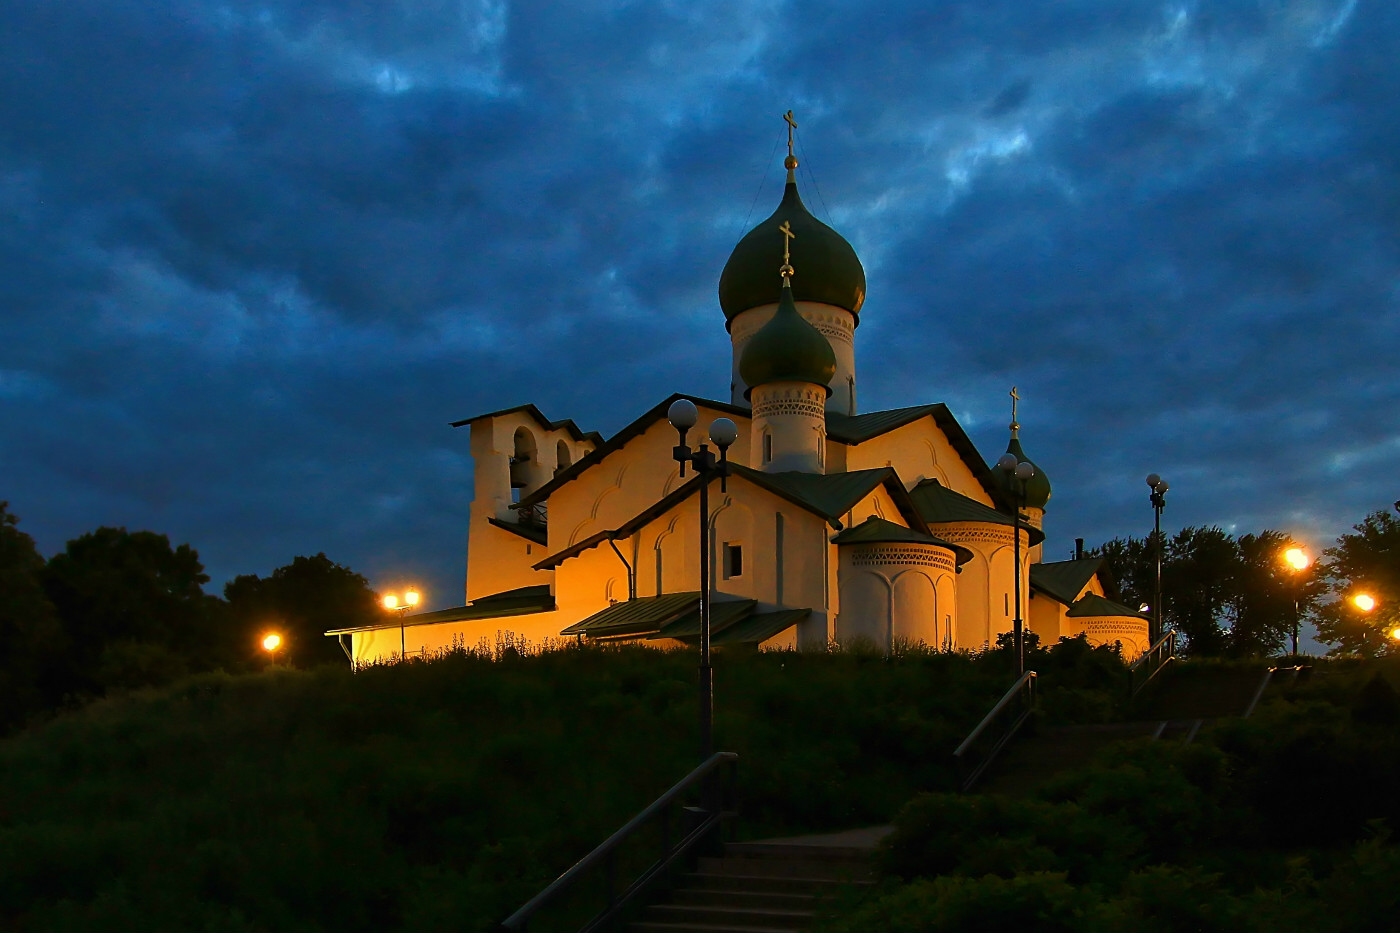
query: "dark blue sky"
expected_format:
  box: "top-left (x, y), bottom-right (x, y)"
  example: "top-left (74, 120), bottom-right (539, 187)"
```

top-left (3, 0), bottom-right (1395, 620)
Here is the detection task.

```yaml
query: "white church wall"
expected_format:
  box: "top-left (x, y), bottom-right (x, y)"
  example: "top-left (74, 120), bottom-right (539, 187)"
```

top-left (466, 410), bottom-right (587, 602)
top-left (544, 406), bottom-right (753, 566)
top-left (835, 542), bottom-right (958, 651)
top-left (1028, 592), bottom-right (1061, 645)
top-left (730, 301), bottom-right (857, 414)
top-left (844, 419), bottom-right (994, 506)
top-left (750, 382), bottom-right (826, 473)
top-left (931, 521), bottom-right (1031, 650)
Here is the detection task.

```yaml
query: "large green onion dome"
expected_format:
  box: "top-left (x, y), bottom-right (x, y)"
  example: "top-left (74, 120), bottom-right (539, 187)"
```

top-left (719, 168), bottom-right (866, 325)
top-left (739, 279), bottom-right (837, 394)
top-left (997, 436), bottom-right (1052, 509)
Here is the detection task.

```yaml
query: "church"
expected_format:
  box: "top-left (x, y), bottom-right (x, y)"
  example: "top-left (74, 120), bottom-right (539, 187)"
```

top-left (327, 120), bottom-right (1149, 665)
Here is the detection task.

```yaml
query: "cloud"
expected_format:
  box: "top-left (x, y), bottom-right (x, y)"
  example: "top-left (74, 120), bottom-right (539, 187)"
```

top-left (0, 0), bottom-right (1396, 613)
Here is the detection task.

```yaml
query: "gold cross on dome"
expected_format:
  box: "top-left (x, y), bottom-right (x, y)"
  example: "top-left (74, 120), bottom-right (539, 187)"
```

top-left (778, 220), bottom-right (796, 280)
top-left (783, 110), bottom-right (798, 158)
top-left (1010, 385), bottom-right (1020, 430)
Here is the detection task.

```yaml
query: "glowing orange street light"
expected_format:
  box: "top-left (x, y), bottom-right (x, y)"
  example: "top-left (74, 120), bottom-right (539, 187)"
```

top-left (262, 631), bottom-right (283, 664)
top-left (381, 588), bottom-right (422, 661)
top-left (1391, 627), bottom-right (1400, 642)
top-left (1353, 593), bottom-right (1377, 613)
top-left (1282, 546), bottom-right (1312, 658)
top-left (1284, 547), bottom-right (1311, 572)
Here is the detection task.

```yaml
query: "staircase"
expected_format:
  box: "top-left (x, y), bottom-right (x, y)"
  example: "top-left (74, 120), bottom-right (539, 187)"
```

top-left (629, 831), bottom-right (882, 933)
top-left (976, 663), bottom-right (1294, 798)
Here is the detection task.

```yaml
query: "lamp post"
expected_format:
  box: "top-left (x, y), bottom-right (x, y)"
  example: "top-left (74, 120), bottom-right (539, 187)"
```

top-left (1283, 547), bottom-right (1310, 658)
top-left (262, 631), bottom-right (283, 665)
top-left (382, 588), bottom-right (421, 661)
top-left (666, 398), bottom-right (738, 762)
top-left (996, 453), bottom-right (1035, 675)
top-left (1146, 474), bottom-right (1169, 645)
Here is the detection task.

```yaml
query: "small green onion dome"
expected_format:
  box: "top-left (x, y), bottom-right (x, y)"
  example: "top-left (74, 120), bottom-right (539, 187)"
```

top-left (719, 176), bottom-right (866, 325)
top-left (997, 437), bottom-right (1052, 509)
top-left (739, 282), bottom-right (837, 394)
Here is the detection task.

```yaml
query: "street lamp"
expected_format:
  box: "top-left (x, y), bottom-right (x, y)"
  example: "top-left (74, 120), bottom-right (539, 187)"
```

top-left (382, 588), bottom-right (421, 661)
top-left (666, 398), bottom-right (738, 762)
top-left (1146, 474), bottom-right (1169, 645)
top-left (1283, 547), bottom-right (1311, 658)
top-left (997, 452), bottom-right (1035, 675)
top-left (262, 631), bottom-right (283, 664)
top-left (1352, 593), bottom-right (1377, 613)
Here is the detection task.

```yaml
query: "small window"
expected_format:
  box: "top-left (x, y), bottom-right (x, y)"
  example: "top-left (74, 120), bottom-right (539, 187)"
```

top-left (723, 543), bottom-right (743, 579)
top-left (762, 433), bottom-right (773, 464)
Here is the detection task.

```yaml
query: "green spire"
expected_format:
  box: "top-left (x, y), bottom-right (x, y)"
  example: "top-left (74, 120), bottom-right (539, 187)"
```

top-left (739, 260), bottom-right (837, 396)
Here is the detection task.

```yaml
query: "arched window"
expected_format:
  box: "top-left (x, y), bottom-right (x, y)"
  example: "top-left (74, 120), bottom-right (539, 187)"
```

top-left (762, 431), bottom-right (773, 465)
top-left (555, 440), bottom-right (572, 475)
top-left (510, 427), bottom-right (539, 501)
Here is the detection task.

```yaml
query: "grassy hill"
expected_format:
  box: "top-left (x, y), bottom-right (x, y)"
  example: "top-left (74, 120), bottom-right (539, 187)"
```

top-left (0, 642), bottom-right (1060, 932)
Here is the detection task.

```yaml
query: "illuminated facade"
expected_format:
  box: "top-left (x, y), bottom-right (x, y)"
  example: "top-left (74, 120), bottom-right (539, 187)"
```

top-left (329, 130), bottom-right (1148, 664)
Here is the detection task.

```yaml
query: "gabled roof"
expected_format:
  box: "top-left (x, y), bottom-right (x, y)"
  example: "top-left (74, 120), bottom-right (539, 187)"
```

top-left (488, 516), bottom-right (547, 546)
top-left (1030, 558), bottom-right (1104, 606)
top-left (514, 397), bottom-right (1005, 512)
top-left (559, 591), bottom-right (700, 637)
top-left (652, 599), bottom-right (759, 639)
top-left (449, 404), bottom-right (603, 445)
top-left (826, 404), bottom-right (1003, 505)
top-left (909, 479), bottom-right (1045, 546)
top-left (730, 465), bottom-right (929, 531)
top-left (324, 585), bottom-right (555, 635)
top-left (532, 472), bottom-right (711, 570)
top-left (518, 394), bottom-right (750, 508)
top-left (532, 464), bottom-right (929, 572)
top-left (713, 609), bottom-right (809, 646)
top-left (831, 516), bottom-right (973, 565)
top-left (1066, 593), bottom-right (1147, 619)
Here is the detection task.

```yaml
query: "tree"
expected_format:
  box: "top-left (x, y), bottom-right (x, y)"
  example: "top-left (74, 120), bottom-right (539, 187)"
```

top-left (1092, 526), bottom-right (1320, 658)
top-left (0, 502), bottom-right (66, 728)
top-left (41, 527), bottom-right (230, 695)
top-left (224, 553), bottom-right (381, 667)
top-left (1315, 509), bottom-right (1400, 655)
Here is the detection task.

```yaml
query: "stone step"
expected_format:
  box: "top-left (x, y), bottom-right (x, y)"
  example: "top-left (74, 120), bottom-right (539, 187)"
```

top-left (630, 913), bottom-right (806, 930)
top-left (696, 856), bottom-right (871, 881)
top-left (640, 903), bottom-right (814, 930)
top-left (677, 872), bottom-right (859, 894)
top-left (672, 889), bottom-right (819, 910)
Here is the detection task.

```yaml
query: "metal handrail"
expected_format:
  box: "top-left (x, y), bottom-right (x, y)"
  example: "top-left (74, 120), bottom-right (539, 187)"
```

top-left (953, 671), bottom-right (1037, 792)
top-left (501, 751), bottom-right (738, 932)
top-left (1129, 630), bottom-right (1176, 696)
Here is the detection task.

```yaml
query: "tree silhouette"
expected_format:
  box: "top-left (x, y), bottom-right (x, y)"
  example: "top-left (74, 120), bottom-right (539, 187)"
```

top-left (0, 502), bottom-right (66, 727)
top-left (224, 553), bottom-right (381, 667)
top-left (40, 526), bottom-right (229, 695)
top-left (1316, 509), bottom-right (1400, 655)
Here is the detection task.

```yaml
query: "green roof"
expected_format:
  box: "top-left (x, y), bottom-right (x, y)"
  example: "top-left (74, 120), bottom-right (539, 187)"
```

top-left (560, 591), bottom-right (700, 637)
top-left (739, 282), bottom-right (837, 391)
top-left (488, 517), bottom-right (547, 545)
top-left (831, 516), bottom-right (973, 565)
top-left (825, 405), bottom-right (1003, 505)
top-left (994, 436), bottom-right (1052, 509)
top-left (719, 176), bottom-right (865, 322)
top-left (712, 609), bottom-right (809, 646)
top-left (908, 479), bottom-right (1045, 545)
top-left (1030, 559), bottom-right (1104, 606)
top-left (731, 465), bottom-right (911, 527)
top-left (651, 599), bottom-right (759, 639)
top-left (324, 585), bottom-right (555, 635)
top-left (1066, 593), bottom-right (1147, 619)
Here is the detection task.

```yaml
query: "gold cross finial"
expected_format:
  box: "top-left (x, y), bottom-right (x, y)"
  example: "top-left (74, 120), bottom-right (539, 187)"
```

top-left (1009, 386), bottom-right (1021, 435)
top-left (778, 220), bottom-right (796, 282)
top-left (783, 110), bottom-right (799, 173)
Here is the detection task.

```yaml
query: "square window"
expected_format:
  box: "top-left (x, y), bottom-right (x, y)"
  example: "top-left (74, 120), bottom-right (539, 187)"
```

top-left (724, 543), bottom-right (743, 579)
